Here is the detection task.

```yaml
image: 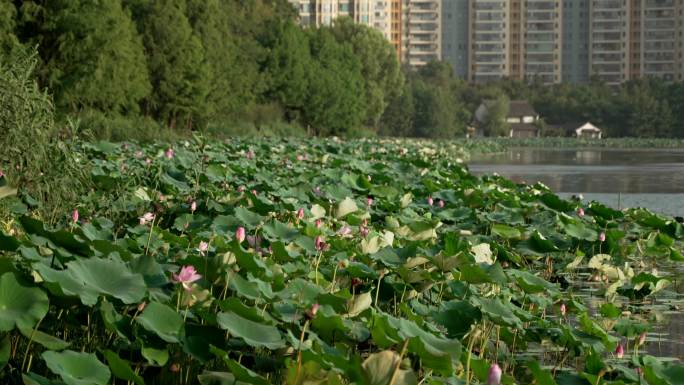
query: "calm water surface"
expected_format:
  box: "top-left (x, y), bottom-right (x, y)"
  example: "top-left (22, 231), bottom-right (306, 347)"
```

top-left (470, 148), bottom-right (684, 360)
top-left (469, 148), bottom-right (684, 216)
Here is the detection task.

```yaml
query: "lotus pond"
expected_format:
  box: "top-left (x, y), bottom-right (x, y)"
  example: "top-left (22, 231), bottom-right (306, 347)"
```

top-left (1, 137), bottom-right (684, 385)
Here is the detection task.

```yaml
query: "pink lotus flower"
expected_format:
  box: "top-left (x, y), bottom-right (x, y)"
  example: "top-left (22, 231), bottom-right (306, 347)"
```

top-left (360, 226), bottom-right (369, 237)
top-left (251, 189), bottom-right (257, 196)
top-left (438, 200), bottom-right (445, 208)
top-left (237, 185), bottom-right (246, 193)
top-left (297, 208), bottom-right (305, 220)
top-left (139, 212), bottom-right (155, 225)
top-left (560, 303), bottom-right (567, 316)
top-left (427, 196), bottom-right (434, 206)
top-left (366, 197), bottom-right (373, 207)
top-left (190, 201), bottom-right (197, 213)
top-left (638, 332), bottom-right (647, 346)
top-left (198, 241), bottom-right (209, 256)
top-left (145, 158), bottom-right (152, 165)
top-left (306, 303), bottom-right (320, 319)
top-left (172, 265), bottom-right (201, 290)
top-left (164, 148), bottom-right (174, 159)
top-left (577, 207), bottom-right (585, 217)
top-left (245, 150), bottom-right (254, 160)
top-left (315, 235), bottom-right (325, 251)
top-left (71, 209), bottom-right (79, 224)
top-left (0, 170), bottom-right (5, 178)
top-left (235, 227), bottom-right (246, 244)
top-left (488, 363), bottom-right (502, 385)
top-left (599, 232), bottom-right (606, 242)
top-left (315, 219), bottom-right (323, 228)
top-left (296, 154), bottom-right (304, 161)
top-left (169, 363), bottom-right (180, 373)
top-left (134, 151), bottom-right (143, 158)
top-left (337, 226), bottom-right (352, 237)
top-left (615, 343), bottom-right (624, 359)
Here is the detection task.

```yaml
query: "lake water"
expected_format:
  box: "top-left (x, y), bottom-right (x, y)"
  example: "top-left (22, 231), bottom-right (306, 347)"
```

top-left (470, 148), bottom-right (684, 360)
top-left (469, 148), bottom-right (684, 216)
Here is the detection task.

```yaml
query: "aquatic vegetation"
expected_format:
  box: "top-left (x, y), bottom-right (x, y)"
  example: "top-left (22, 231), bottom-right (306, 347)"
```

top-left (0, 137), bottom-right (683, 384)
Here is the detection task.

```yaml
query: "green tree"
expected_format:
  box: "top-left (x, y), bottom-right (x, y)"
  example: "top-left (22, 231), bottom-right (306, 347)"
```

top-left (128, 0), bottom-right (210, 129)
top-left (379, 82), bottom-right (414, 137)
top-left (304, 27), bottom-right (366, 136)
top-left (329, 18), bottom-right (403, 129)
top-left (21, 0), bottom-right (150, 114)
top-left (482, 95), bottom-right (509, 137)
top-left (0, 0), bottom-right (19, 56)
top-left (259, 19), bottom-right (311, 123)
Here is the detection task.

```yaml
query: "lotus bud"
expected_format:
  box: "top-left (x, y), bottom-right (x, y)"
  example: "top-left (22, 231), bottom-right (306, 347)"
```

top-left (134, 151), bottom-right (143, 158)
top-left (169, 363), bottom-right (180, 372)
top-left (577, 207), bottom-right (585, 217)
top-left (190, 201), bottom-right (197, 213)
top-left (560, 303), bottom-right (566, 316)
top-left (315, 219), bottom-right (323, 228)
top-left (315, 235), bottom-right (325, 251)
top-left (615, 343), bottom-right (624, 359)
top-left (139, 212), bottom-right (155, 225)
top-left (0, 170), bottom-right (6, 178)
top-left (198, 241), bottom-right (209, 256)
top-left (599, 232), bottom-right (606, 242)
top-left (145, 158), bottom-right (152, 165)
top-left (366, 197), bottom-right (373, 207)
top-left (137, 302), bottom-right (146, 312)
top-left (360, 226), bottom-right (369, 237)
top-left (427, 196), bottom-right (434, 206)
top-left (487, 363), bottom-right (502, 385)
top-left (245, 150), bottom-right (254, 160)
top-left (438, 200), bottom-right (445, 208)
top-left (635, 367), bottom-right (643, 376)
top-left (297, 154), bottom-right (304, 161)
top-left (237, 185), bottom-right (246, 193)
top-left (638, 332), bottom-right (647, 346)
top-left (297, 208), bottom-right (305, 220)
top-left (235, 227), bottom-right (246, 244)
top-left (164, 148), bottom-right (174, 159)
top-left (71, 209), bottom-right (79, 224)
top-left (306, 303), bottom-right (320, 319)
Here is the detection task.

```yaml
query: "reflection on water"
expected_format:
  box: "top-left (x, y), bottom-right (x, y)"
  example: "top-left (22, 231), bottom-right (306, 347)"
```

top-left (469, 148), bottom-right (684, 360)
top-left (469, 148), bottom-right (684, 215)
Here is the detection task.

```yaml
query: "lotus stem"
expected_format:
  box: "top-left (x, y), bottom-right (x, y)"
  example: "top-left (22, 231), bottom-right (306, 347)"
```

top-left (21, 316), bottom-right (43, 372)
top-left (293, 319), bottom-right (310, 384)
top-left (388, 339), bottom-right (410, 385)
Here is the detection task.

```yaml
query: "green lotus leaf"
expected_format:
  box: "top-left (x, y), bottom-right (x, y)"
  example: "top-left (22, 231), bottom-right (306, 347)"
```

top-left (217, 311), bottom-right (285, 349)
top-left (42, 350), bottom-right (110, 385)
top-left (491, 223), bottom-right (522, 239)
top-left (18, 325), bottom-right (70, 350)
top-left (0, 335), bottom-right (9, 371)
top-left (234, 207), bottom-right (263, 228)
top-left (262, 220), bottom-right (299, 242)
top-left (135, 302), bottom-right (184, 343)
top-left (0, 272), bottom-right (49, 331)
top-left (336, 197), bottom-right (359, 218)
top-left (198, 371), bottom-right (249, 385)
top-left (104, 350), bottom-right (145, 385)
top-left (34, 256), bottom-right (145, 306)
top-left (209, 346), bottom-right (269, 385)
top-left (362, 350), bottom-right (417, 385)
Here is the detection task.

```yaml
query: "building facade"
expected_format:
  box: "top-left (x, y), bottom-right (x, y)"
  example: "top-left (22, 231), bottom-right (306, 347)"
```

top-left (402, 0), bottom-right (442, 66)
top-left (562, 0), bottom-right (590, 82)
top-left (441, 0), bottom-right (469, 77)
top-left (289, 0), bottom-right (684, 82)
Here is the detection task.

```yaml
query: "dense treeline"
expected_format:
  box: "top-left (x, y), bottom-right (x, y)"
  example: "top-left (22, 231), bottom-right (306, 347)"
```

top-left (1, 0), bottom-right (684, 139)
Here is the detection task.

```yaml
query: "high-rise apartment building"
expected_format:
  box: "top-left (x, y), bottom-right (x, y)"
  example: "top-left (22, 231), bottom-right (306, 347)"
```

top-left (402, 0), bottom-right (442, 66)
top-left (467, 0), bottom-right (562, 84)
top-left (630, 0), bottom-right (684, 82)
top-left (589, 0), bottom-right (631, 85)
top-left (442, 0), bottom-right (469, 77)
top-left (520, 0), bottom-right (563, 84)
top-left (468, 0), bottom-right (509, 83)
top-left (562, 0), bottom-right (590, 83)
top-left (289, 0), bottom-right (375, 27)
